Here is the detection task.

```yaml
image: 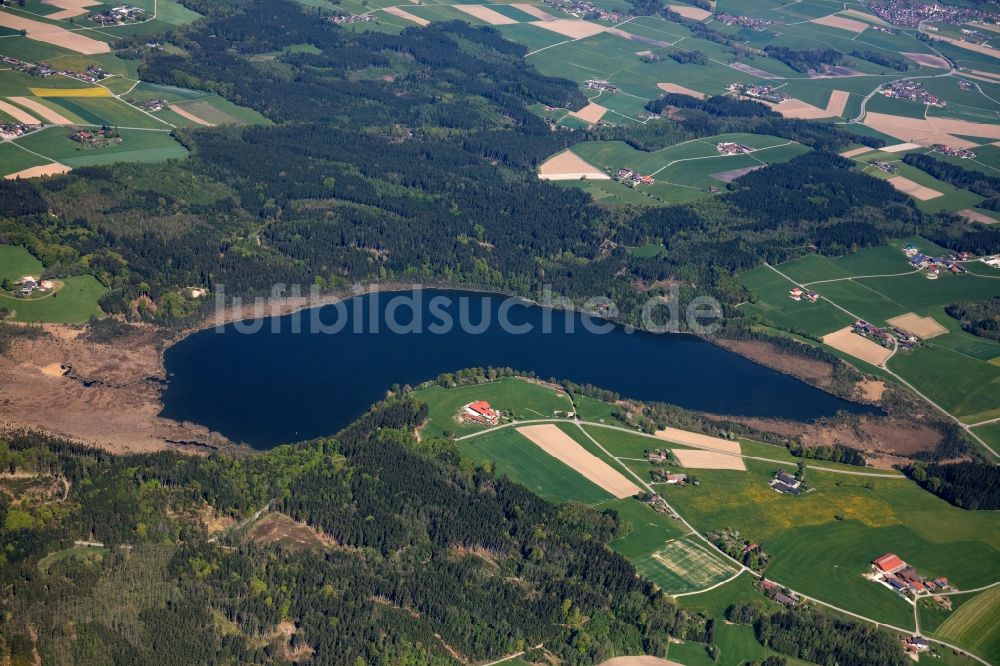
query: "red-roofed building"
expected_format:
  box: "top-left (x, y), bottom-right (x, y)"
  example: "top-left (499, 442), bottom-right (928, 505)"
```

top-left (463, 401), bottom-right (499, 425)
top-left (873, 553), bottom-right (905, 573)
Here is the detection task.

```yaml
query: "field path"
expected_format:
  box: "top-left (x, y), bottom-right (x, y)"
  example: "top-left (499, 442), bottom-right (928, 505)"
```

top-left (462, 415), bottom-right (994, 659)
top-left (763, 263), bottom-right (1000, 460)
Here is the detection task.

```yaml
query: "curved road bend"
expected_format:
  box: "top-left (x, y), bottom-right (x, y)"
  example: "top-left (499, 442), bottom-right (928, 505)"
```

top-left (457, 417), bottom-right (994, 663)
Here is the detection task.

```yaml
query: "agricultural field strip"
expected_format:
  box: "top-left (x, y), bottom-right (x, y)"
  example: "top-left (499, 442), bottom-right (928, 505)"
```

top-left (763, 262), bottom-right (1000, 460)
top-left (457, 418), bottom-right (903, 477)
top-left (461, 417), bottom-right (997, 661)
top-left (645, 139), bottom-right (798, 177)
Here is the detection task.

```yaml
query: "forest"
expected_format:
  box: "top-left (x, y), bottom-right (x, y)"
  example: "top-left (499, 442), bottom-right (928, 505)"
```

top-left (1, 0), bottom-right (996, 334)
top-left (945, 297), bottom-right (1000, 341)
top-left (726, 602), bottom-right (908, 666)
top-left (0, 398), bottom-right (714, 664)
top-left (905, 461), bottom-right (1000, 510)
top-left (902, 153), bottom-right (1000, 198)
top-left (761, 47), bottom-right (847, 73)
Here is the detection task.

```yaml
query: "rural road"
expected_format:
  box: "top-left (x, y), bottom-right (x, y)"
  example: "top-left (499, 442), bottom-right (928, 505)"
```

top-left (457, 416), bottom-right (995, 663)
top-left (762, 263), bottom-right (1000, 460)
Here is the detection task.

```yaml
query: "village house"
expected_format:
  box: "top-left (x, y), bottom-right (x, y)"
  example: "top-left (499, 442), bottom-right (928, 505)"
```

top-left (769, 470), bottom-right (802, 495)
top-left (665, 473), bottom-right (687, 485)
top-left (647, 449), bottom-right (669, 463)
top-left (462, 400), bottom-right (500, 425)
top-left (717, 141), bottom-right (752, 155)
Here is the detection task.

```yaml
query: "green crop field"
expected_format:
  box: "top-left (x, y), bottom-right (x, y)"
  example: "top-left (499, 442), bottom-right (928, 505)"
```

top-left (0, 142), bottom-right (48, 176)
top-left (605, 496), bottom-right (688, 559)
top-left (14, 127), bottom-right (187, 167)
top-left (414, 377), bottom-right (573, 438)
top-left (665, 459), bottom-right (1000, 630)
top-left (458, 427), bottom-right (612, 505)
top-left (738, 264), bottom-right (855, 337)
top-left (560, 134), bottom-right (809, 204)
top-left (888, 343), bottom-right (1000, 423)
top-left (633, 537), bottom-right (736, 594)
top-left (675, 573), bottom-right (803, 666)
top-left (0, 274), bottom-right (105, 323)
top-left (0, 245), bottom-right (44, 282)
top-left (934, 586), bottom-right (1000, 663)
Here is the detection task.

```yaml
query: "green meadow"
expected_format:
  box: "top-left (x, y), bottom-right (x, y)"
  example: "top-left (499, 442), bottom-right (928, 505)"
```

top-left (458, 427), bottom-right (612, 505)
top-left (933, 586), bottom-right (1000, 663)
top-left (0, 245), bottom-right (106, 322)
top-left (664, 459), bottom-right (1000, 630)
top-left (415, 377), bottom-right (573, 438)
top-left (14, 127), bottom-right (187, 168)
top-left (0, 275), bottom-right (105, 323)
top-left (562, 133), bottom-right (809, 204)
top-left (0, 245), bottom-right (44, 281)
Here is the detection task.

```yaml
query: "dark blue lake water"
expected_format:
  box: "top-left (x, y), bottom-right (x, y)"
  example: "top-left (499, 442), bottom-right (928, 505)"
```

top-left (160, 289), bottom-right (878, 448)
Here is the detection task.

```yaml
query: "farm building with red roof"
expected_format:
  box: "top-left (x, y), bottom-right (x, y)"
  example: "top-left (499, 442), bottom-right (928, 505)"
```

top-left (873, 553), bottom-right (905, 573)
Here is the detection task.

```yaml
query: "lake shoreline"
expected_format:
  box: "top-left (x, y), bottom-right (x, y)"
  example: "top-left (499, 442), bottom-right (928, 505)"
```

top-left (2, 282), bottom-right (884, 456)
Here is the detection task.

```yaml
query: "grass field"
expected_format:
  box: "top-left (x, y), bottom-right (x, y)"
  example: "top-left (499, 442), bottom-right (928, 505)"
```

top-left (664, 458), bottom-right (1000, 630)
top-left (933, 586), bottom-right (1000, 663)
top-left (674, 573), bottom-right (804, 666)
top-left (0, 245), bottom-right (44, 282)
top-left (459, 427), bottom-right (612, 505)
top-left (558, 133), bottom-right (809, 204)
top-left (605, 496), bottom-right (688, 559)
top-left (13, 127), bottom-right (187, 168)
top-left (0, 274), bottom-right (105, 322)
top-left (633, 537), bottom-right (736, 594)
top-left (415, 377), bottom-right (574, 438)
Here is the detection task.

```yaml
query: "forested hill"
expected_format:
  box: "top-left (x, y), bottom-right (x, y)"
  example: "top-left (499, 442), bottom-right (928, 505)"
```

top-left (0, 399), bottom-right (715, 664)
top-left (2, 0), bottom-right (999, 327)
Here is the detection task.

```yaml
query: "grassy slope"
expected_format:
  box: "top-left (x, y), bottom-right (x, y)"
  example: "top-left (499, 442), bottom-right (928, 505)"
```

top-left (458, 427), bottom-right (612, 505)
top-left (415, 377), bottom-right (573, 438)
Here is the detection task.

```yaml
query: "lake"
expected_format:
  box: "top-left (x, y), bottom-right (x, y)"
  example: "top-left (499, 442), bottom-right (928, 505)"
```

top-left (160, 289), bottom-right (879, 448)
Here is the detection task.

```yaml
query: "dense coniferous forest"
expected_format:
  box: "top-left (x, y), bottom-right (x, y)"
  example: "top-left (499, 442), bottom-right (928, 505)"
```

top-left (1, 0), bottom-right (996, 331)
top-left (0, 398), bottom-right (716, 664)
top-left (905, 461), bottom-right (1000, 509)
top-left (902, 153), bottom-right (1000, 198)
top-left (946, 297), bottom-right (1000, 340)
top-left (726, 602), bottom-right (908, 666)
top-left (761, 47), bottom-right (847, 73)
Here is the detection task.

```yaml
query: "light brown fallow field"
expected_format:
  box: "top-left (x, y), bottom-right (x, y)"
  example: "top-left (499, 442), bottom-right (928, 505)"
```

top-left (538, 149), bottom-right (608, 180)
top-left (41, 0), bottom-right (102, 20)
top-left (656, 82), bottom-right (707, 99)
top-left (822, 327), bottom-right (892, 366)
top-left (887, 175), bottom-right (943, 201)
top-left (535, 18), bottom-right (608, 38)
top-left (453, 5), bottom-right (519, 25)
top-left (667, 4), bottom-right (711, 20)
top-left (9, 97), bottom-right (73, 124)
top-left (570, 102), bottom-right (607, 123)
top-left (5, 163), bottom-right (72, 179)
top-left (383, 6), bottom-right (429, 26)
top-left (886, 313), bottom-right (948, 339)
top-left (0, 99), bottom-right (40, 124)
top-left (0, 12), bottom-right (110, 54)
top-left (516, 424), bottom-right (641, 498)
top-left (810, 14), bottom-right (868, 33)
top-left (511, 3), bottom-right (558, 21)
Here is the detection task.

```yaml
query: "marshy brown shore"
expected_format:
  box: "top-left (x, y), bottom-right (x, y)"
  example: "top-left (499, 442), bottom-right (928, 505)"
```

top-left (0, 283), bottom-right (925, 461)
